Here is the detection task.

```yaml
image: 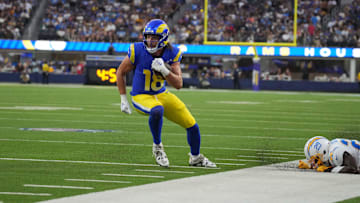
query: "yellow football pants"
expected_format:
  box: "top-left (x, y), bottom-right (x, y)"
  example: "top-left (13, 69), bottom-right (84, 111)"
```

top-left (131, 91), bottom-right (196, 129)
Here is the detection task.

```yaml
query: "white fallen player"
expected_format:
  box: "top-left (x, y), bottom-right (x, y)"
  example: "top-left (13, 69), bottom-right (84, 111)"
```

top-left (299, 136), bottom-right (360, 174)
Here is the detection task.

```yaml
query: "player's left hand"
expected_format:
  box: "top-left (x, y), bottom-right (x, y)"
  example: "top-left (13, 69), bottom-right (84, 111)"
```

top-left (151, 58), bottom-right (170, 78)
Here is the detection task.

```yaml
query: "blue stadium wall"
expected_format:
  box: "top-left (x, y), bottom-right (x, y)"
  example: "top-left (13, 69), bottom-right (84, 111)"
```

top-left (1, 72), bottom-right (357, 93)
top-left (183, 78), bottom-right (359, 93)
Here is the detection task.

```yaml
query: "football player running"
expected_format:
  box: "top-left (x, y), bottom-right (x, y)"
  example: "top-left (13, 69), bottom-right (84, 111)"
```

top-left (299, 136), bottom-right (360, 174)
top-left (116, 19), bottom-right (216, 168)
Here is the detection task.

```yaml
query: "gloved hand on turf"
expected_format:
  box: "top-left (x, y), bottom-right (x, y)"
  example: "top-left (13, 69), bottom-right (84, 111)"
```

top-left (151, 58), bottom-right (170, 78)
top-left (298, 160), bottom-right (311, 169)
top-left (120, 94), bottom-right (132, 114)
top-left (317, 165), bottom-right (331, 172)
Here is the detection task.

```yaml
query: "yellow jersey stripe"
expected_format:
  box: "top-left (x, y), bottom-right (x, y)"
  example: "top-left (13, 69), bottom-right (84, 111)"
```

top-left (173, 50), bottom-right (182, 62)
top-left (130, 44), bottom-right (135, 64)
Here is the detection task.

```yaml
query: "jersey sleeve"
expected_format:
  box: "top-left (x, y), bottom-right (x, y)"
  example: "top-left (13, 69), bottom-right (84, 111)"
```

top-left (171, 48), bottom-right (182, 64)
top-left (127, 43), bottom-right (136, 65)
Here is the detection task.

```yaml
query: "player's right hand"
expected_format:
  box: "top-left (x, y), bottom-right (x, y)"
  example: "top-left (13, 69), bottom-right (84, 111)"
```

top-left (120, 94), bottom-right (132, 114)
top-left (151, 58), bottom-right (170, 78)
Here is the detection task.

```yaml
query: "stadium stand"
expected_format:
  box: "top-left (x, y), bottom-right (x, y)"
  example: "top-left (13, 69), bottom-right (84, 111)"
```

top-left (39, 0), bottom-right (182, 42)
top-left (37, 0), bottom-right (360, 47)
top-left (0, 0), bottom-right (357, 48)
top-left (0, 0), bottom-right (39, 39)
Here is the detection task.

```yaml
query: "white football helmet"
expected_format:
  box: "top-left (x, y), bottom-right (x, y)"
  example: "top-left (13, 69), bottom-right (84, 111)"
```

top-left (304, 136), bottom-right (330, 165)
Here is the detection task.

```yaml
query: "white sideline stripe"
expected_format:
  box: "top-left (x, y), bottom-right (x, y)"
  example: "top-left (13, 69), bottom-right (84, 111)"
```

top-left (0, 192), bottom-right (51, 196)
top-left (0, 157), bottom-right (217, 170)
top-left (0, 138), bottom-right (304, 153)
top-left (65, 179), bottom-right (131, 184)
top-left (257, 152), bottom-right (304, 157)
top-left (237, 155), bottom-right (288, 160)
top-left (215, 163), bottom-right (246, 166)
top-left (24, 184), bottom-right (93, 190)
top-left (135, 169), bottom-right (195, 174)
top-left (216, 158), bottom-right (272, 163)
top-left (102, 173), bottom-right (164, 179)
top-left (0, 117), bottom-right (359, 134)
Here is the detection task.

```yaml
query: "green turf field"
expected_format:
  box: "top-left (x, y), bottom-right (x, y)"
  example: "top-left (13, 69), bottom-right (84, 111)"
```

top-left (0, 83), bottom-right (359, 202)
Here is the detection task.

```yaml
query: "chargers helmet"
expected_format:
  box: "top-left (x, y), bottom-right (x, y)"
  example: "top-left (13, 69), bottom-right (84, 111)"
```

top-left (143, 19), bottom-right (169, 54)
top-left (304, 136), bottom-right (330, 165)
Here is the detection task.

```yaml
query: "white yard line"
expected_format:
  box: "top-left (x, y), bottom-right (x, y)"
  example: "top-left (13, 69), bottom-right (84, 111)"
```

top-left (257, 152), bottom-right (304, 157)
top-left (2, 108), bottom-right (358, 123)
top-left (237, 155), bottom-right (288, 160)
top-left (214, 163), bottom-right (246, 166)
top-left (65, 179), bottom-right (131, 184)
top-left (0, 157), bottom-right (220, 170)
top-left (0, 139), bottom-right (304, 153)
top-left (24, 184), bottom-right (93, 190)
top-left (216, 158), bottom-right (269, 163)
top-left (0, 128), bottom-right (309, 141)
top-left (199, 117), bottom-right (360, 127)
top-left (135, 169), bottom-right (195, 174)
top-left (102, 174), bottom-right (164, 179)
top-left (0, 192), bottom-right (51, 196)
top-left (39, 161), bottom-right (360, 203)
top-left (0, 117), bottom-right (358, 134)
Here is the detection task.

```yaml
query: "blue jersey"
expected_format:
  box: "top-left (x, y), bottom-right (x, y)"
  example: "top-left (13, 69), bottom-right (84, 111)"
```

top-left (128, 42), bottom-right (182, 96)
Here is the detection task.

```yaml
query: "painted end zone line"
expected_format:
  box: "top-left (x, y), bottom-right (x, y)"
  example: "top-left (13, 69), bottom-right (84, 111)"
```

top-left (0, 192), bottom-right (51, 196)
top-left (102, 173), bottom-right (164, 179)
top-left (0, 157), bottom-right (221, 170)
top-left (24, 184), bottom-right (93, 190)
top-left (65, 179), bottom-right (131, 184)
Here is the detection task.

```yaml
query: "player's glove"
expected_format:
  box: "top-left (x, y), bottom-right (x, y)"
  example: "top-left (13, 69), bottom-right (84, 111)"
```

top-left (151, 58), bottom-right (170, 78)
top-left (120, 94), bottom-right (132, 114)
top-left (317, 165), bottom-right (331, 172)
top-left (298, 160), bottom-right (311, 169)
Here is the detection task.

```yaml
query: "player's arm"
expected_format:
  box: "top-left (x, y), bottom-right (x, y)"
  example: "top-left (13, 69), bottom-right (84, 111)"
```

top-left (116, 56), bottom-right (135, 114)
top-left (331, 152), bottom-right (359, 174)
top-left (116, 56), bottom-right (134, 94)
top-left (164, 62), bottom-right (182, 89)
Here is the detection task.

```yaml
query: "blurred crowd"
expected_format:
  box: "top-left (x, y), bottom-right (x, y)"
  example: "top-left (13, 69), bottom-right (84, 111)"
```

top-left (0, 0), bottom-right (359, 47)
top-left (0, 0), bottom-right (38, 39)
top-left (193, 0), bottom-right (360, 47)
top-left (40, 0), bottom-right (182, 42)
